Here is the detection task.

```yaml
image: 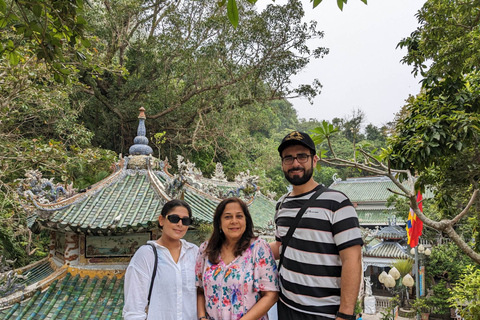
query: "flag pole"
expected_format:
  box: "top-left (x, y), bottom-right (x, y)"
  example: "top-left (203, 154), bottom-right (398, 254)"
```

top-left (415, 244), bottom-right (420, 320)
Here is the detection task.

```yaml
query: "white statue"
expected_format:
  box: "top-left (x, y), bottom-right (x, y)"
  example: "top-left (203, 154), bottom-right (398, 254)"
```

top-left (364, 276), bottom-right (373, 296)
top-left (363, 276), bottom-right (376, 314)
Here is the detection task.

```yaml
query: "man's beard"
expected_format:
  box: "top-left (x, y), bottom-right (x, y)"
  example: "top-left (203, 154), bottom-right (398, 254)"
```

top-left (283, 164), bottom-right (314, 186)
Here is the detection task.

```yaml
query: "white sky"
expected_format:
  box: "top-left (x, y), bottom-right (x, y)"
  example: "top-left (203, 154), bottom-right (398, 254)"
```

top-left (259, 0), bottom-right (425, 128)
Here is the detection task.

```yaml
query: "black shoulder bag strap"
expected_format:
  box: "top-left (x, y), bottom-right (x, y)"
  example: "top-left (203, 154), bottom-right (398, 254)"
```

top-left (278, 185), bottom-right (326, 272)
top-left (146, 243), bottom-right (158, 309)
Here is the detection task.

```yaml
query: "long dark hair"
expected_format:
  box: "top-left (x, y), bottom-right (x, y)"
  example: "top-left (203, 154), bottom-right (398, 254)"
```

top-left (160, 199), bottom-right (192, 218)
top-left (205, 197), bottom-right (256, 264)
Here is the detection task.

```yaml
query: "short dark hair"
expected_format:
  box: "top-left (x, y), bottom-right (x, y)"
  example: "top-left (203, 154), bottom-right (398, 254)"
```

top-left (205, 197), bottom-right (256, 264)
top-left (160, 199), bottom-right (192, 218)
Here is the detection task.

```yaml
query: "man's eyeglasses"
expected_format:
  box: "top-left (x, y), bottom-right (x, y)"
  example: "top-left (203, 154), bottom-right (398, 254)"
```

top-left (281, 153), bottom-right (312, 165)
top-left (166, 214), bottom-right (193, 226)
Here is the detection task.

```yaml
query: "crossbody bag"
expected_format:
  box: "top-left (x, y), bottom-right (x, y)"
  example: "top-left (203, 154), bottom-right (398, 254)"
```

top-left (278, 185), bottom-right (326, 272)
top-left (145, 243), bottom-right (158, 313)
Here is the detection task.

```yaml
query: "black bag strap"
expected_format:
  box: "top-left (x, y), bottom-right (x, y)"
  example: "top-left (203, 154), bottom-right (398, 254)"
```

top-left (278, 185), bottom-right (326, 271)
top-left (146, 243), bottom-right (158, 307)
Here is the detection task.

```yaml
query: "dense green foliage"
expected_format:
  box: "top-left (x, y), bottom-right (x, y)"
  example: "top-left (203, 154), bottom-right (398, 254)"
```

top-left (394, 0), bottom-right (480, 257)
top-left (1, 0), bottom-right (365, 267)
top-left (448, 265), bottom-right (480, 320)
top-left (0, 0), bottom-right (92, 82)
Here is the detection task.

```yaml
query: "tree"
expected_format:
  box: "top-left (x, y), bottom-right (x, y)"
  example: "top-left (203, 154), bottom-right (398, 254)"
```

top-left (77, 0), bottom-right (328, 162)
top-left (0, 52), bottom-right (116, 266)
top-left (365, 124), bottom-right (386, 143)
top-left (397, 0), bottom-right (480, 82)
top-left (218, 0), bottom-right (368, 27)
top-left (311, 116), bottom-right (480, 264)
top-left (310, 0), bottom-right (480, 265)
top-left (448, 265), bottom-right (480, 320)
top-left (0, 0), bottom-right (91, 82)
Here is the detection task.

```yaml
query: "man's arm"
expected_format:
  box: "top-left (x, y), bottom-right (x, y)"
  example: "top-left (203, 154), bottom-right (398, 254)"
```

top-left (269, 241), bottom-right (281, 260)
top-left (338, 244), bottom-right (362, 316)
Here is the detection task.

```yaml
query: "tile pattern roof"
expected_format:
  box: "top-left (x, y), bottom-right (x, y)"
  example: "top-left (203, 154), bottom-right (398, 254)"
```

top-left (375, 225), bottom-right (407, 240)
top-left (36, 170), bottom-right (163, 234)
top-left (330, 176), bottom-right (413, 203)
top-left (248, 194), bottom-right (276, 231)
top-left (1, 273), bottom-right (124, 320)
top-left (32, 159), bottom-right (276, 234)
top-left (356, 209), bottom-right (405, 225)
top-left (363, 241), bottom-right (410, 259)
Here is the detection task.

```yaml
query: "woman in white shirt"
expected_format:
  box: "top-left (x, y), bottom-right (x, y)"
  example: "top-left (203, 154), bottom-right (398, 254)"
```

top-left (123, 199), bottom-right (199, 320)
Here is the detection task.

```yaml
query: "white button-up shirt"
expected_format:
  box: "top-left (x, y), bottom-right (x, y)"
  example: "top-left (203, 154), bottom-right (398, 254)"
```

top-left (123, 240), bottom-right (199, 320)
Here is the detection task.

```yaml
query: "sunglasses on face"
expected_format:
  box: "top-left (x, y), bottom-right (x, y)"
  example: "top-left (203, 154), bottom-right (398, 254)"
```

top-left (166, 214), bottom-right (193, 226)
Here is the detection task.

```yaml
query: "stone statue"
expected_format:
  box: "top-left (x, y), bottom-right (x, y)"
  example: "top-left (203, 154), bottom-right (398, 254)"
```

top-left (364, 276), bottom-right (373, 296)
top-left (212, 162), bottom-right (227, 182)
top-left (363, 276), bottom-right (376, 314)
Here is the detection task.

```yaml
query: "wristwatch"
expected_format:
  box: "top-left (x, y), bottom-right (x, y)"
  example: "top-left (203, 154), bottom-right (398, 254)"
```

top-left (336, 311), bottom-right (356, 320)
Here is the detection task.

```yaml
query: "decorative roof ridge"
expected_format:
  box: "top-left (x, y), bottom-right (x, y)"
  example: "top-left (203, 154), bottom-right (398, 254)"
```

top-left (363, 241), bottom-right (410, 259)
top-left (161, 167), bottom-right (222, 203)
top-left (146, 156), bottom-right (172, 201)
top-left (0, 257), bottom-right (49, 279)
top-left (31, 157), bottom-right (126, 212)
top-left (394, 242), bottom-right (409, 253)
top-left (0, 262), bottom-right (67, 308)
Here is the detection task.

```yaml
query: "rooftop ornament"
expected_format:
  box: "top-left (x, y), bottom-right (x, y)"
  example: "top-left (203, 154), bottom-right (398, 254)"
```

top-left (129, 107), bottom-right (153, 156)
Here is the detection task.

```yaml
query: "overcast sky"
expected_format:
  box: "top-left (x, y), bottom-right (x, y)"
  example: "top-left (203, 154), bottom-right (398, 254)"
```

top-left (259, 0), bottom-right (425, 128)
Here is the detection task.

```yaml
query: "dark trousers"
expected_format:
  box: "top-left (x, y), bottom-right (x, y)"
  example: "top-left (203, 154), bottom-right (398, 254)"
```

top-left (277, 300), bottom-right (333, 320)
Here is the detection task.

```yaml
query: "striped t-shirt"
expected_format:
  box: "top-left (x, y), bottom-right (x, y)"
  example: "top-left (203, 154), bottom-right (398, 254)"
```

top-left (274, 185), bottom-right (363, 318)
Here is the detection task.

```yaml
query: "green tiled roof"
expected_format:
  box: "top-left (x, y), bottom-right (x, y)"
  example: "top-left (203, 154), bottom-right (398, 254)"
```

top-left (363, 242), bottom-right (410, 259)
top-left (248, 194), bottom-right (276, 230)
top-left (356, 209), bottom-right (405, 225)
top-left (330, 176), bottom-right (412, 203)
top-left (32, 166), bottom-right (276, 233)
top-left (376, 225), bottom-right (407, 240)
top-left (184, 189), bottom-right (217, 223)
top-left (37, 171), bottom-right (163, 233)
top-left (1, 273), bottom-right (124, 320)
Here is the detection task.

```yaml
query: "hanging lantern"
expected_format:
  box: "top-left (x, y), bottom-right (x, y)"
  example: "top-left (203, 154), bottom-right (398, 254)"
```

top-left (402, 274), bottom-right (414, 287)
top-left (410, 248), bottom-right (415, 255)
top-left (389, 267), bottom-right (400, 280)
top-left (384, 274), bottom-right (396, 288)
top-left (418, 244), bottom-right (425, 253)
top-left (425, 248), bottom-right (432, 256)
top-left (378, 271), bottom-right (388, 283)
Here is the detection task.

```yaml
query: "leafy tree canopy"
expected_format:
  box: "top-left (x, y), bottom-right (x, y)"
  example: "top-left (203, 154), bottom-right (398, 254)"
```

top-left (312, 0), bottom-right (480, 264)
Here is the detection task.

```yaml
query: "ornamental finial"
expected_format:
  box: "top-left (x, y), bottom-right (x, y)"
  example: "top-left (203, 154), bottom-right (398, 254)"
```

top-left (129, 107), bottom-right (153, 156)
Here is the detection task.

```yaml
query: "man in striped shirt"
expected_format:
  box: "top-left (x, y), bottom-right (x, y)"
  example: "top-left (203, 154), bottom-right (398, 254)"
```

top-left (270, 131), bottom-right (363, 320)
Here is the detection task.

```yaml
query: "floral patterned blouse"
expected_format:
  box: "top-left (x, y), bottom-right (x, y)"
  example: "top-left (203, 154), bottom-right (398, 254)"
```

top-left (195, 238), bottom-right (279, 320)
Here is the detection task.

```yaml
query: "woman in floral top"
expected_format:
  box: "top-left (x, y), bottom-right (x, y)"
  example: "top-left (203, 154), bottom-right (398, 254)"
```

top-left (196, 197), bottom-right (279, 320)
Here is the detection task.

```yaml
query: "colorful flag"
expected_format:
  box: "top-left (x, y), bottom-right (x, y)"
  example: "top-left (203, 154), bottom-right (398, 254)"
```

top-left (406, 191), bottom-right (424, 248)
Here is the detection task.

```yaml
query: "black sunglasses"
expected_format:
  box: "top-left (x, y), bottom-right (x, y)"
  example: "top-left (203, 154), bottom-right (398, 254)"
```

top-left (166, 214), bottom-right (193, 226)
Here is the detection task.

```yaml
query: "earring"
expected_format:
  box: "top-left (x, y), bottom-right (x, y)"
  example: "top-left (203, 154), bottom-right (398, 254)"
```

top-left (220, 228), bottom-right (223, 234)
